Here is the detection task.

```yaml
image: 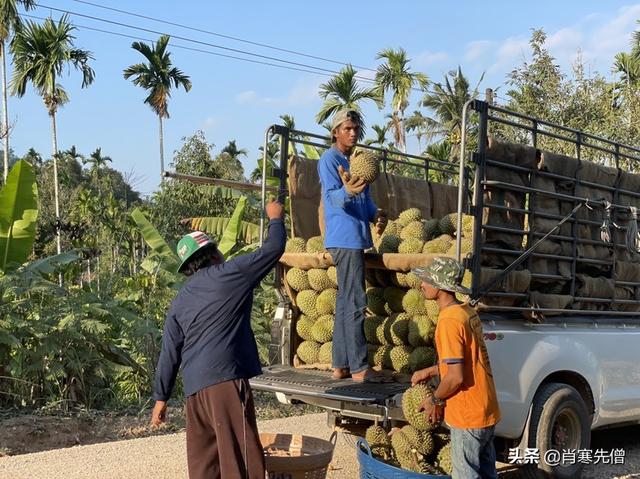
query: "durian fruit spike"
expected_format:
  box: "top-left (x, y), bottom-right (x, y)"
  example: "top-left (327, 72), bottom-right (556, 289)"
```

top-left (438, 213), bottom-right (457, 236)
top-left (381, 220), bottom-right (399, 238)
top-left (310, 315), bottom-right (334, 343)
top-left (365, 425), bottom-right (391, 448)
top-left (286, 268), bottom-right (311, 292)
top-left (285, 237), bottom-right (306, 253)
top-left (423, 218), bottom-right (440, 240)
top-left (394, 272), bottom-right (409, 288)
top-left (318, 341), bottom-right (332, 364)
top-left (378, 235), bottom-right (401, 253)
top-left (373, 344), bottom-right (391, 367)
top-left (422, 234), bottom-right (453, 254)
top-left (296, 341), bottom-right (321, 364)
top-left (390, 429), bottom-right (424, 472)
top-left (383, 287), bottom-right (406, 313)
top-left (389, 345), bottom-right (413, 374)
top-left (295, 315), bottom-right (316, 342)
top-left (375, 317), bottom-right (392, 345)
top-left (402, 289), bottom-right (428, 315)
top-left (399, 238), bottom-right (425, 254)
top-left (402, 384), bottom-right (437, 431)
top-left (327, 266), bottom-right (338, 288)
top-left (405, 271), bottom-right (422, 290)
top-left (401, 424), bottom-right (434, 456)
top-left (425, 300), bottom-right (439, 322)
top-left (365, 315), bottom-right (385, 344)
top-left (408, 346), bottom-right (437, 372)
top-left (400, 220), bottom-right (429, 242)
top-left (398, 208), bottom-right (423, 227)
top-left (437, 441), bottom-right (453, 475)
top-left (366, 287), bottom-right (387, 316)
top-left (384, 313), bottom-right (411, 345)
top-left (296, 290), bottom-right (319, 318)
top-left (316, 288), bottom-right (337, 315)
top-left (349, 148), bottom-right (380, 184)
top-left (306, 236), bottom-right (325, 253)
top-left (408, 315), bottom-right (435, 347)
top-left (308, 268), bottom-right (334, 291)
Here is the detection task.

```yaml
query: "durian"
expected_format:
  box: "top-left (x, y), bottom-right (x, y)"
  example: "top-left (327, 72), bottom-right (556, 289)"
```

top-left (349, 149), bottom-right (380, 183)
top-left (296, 341), bottom-right (320, 364)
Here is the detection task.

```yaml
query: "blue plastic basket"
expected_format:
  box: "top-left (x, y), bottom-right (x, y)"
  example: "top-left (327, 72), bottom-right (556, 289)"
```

top-left (357, 438), bottom-right (452, 479)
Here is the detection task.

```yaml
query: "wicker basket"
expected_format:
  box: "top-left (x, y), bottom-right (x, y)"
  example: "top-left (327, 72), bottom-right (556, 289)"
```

top-left (357, 438), bottom-right (451, 479)
top-left (261, 431), bottom-right (337, 479)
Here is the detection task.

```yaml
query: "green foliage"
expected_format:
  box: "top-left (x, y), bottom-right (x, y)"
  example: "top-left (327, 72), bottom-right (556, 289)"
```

top-left (0, 160), bottom-right (38, 271)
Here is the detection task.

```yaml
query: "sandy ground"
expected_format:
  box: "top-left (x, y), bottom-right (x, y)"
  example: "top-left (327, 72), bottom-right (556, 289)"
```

top-left (1, 413), bottom-right (639, 479)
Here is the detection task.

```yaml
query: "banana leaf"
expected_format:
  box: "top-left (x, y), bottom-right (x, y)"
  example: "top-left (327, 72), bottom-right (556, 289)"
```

top-left (188, 217), bottom-right (260, 244)
top-left (0, 160), bottom-right (38, 272)
top-left (131, 208), bottom-right (179, 273)
top-left (23, 250), bottom-right (82, 274)
top-left (302, 138), bottom-right (321, 160)
top-left (218, 196), bottom-right (248, 257)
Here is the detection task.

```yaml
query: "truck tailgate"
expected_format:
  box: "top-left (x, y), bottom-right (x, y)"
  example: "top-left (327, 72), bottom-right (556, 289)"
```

top-left (251, 365), bottom-right (408, 404)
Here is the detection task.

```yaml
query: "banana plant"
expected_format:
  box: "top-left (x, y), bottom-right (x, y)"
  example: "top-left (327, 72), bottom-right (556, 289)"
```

top-left (187, 216), bottom-right (260, 246)
top-left (0, 160), bottom-right (38, 272)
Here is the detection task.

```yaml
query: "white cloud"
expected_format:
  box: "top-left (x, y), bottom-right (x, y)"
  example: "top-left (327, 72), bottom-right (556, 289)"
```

top-left (233, 78), bottom-right (321, 108)
top-left (488, 36), bottom-right (529, 74)
top-left (464, 40), bottom-right (495, 62)
top-left (235, 90), bottom-right (258, 104)
top-left (413, 50), bottom-right (449, 67)
top-left (582, 4), bottom-right (640, 64)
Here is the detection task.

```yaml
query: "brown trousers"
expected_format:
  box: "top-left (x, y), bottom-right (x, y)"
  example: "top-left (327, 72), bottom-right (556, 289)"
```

top-left (185, 379), bottom-right (265, 479)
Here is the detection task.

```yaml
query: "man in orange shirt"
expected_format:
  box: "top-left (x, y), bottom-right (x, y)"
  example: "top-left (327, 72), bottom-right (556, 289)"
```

top-left (411, 257), bottom-right (501, 479)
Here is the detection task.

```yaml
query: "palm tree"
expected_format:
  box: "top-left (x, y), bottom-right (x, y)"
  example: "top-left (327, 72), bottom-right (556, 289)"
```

top-left (11, 15), bottom-right (95, 256)
top-left (213, 140), bottom-right (245, 181)
top-left (404, 110), bottom-right (434, 153)
top-left (83, 147), bottom-right (112, 194)
top-left (421, 67), bottom-right (483, 146)
top-left (123, 34), bottom-right (192, 177)
top-left (0, 0), bottom-right (35, 182)
top-left (614, 52), bottom-right (640, 89)
top-left (364, 124), bottom-right (390, 148)
top-left (375, 48), bottom-right (429, 152)
top-left (316, 64), bottom-right (382, 135)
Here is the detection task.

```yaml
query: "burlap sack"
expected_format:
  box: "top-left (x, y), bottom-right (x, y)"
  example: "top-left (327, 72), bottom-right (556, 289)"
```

top-left (615, 171), bottom-right (640, 262)
top-left (476, 267), bottom-right (531, 307)
top-left (482, 139), bottom-right (533, 261)
top-left (524, 292), bottom-right (574, 321)
top-left (429, 182), bottom-right (459, 220)
top-left (574, 274), bottom-right (615, 311)
top-left (574, 162), bottom-right (619, 272)
top-left (615, 261), bottom-right (640, 283)
top-left (612, 286), bottom-right (640, 312)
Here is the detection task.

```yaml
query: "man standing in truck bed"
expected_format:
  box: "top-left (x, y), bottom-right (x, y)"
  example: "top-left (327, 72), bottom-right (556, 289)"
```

top-left (150, 200), bottom-right (286, 479)
top-left (411, 257), bottom-right (501, 479)
top-left (318, 108), bottom-right (388, 382)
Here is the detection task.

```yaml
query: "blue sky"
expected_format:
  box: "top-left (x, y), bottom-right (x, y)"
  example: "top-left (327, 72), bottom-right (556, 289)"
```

top-left (11, 1), bottom-right (640, 195)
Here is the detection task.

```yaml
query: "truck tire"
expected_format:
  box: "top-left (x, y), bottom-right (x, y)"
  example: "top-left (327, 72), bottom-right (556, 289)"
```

top-left (522, 382), bottom-right (591, 478)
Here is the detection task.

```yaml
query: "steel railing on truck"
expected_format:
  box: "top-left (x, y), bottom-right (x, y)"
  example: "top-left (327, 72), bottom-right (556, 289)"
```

top-left (459, 100), bottom-right (640, 319)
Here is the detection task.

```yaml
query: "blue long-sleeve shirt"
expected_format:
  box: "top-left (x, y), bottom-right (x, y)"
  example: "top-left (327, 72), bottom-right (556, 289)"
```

top-left (318, 147), bottom-right (378, 249)
top-left (153, 218), bottom-right (286, 400)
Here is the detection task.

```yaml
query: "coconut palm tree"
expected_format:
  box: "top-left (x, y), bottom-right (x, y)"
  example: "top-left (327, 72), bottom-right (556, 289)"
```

top-left (83, 147), bottom-right (112, 194)
top-left (123, 35), bottom-right (192, 177)
top-left (421, 67), bottom-right (483, 147)
top-left (375, 48), bottom-right (429, 152)
top-left (364, 124), bottom-right (390, 148)
top-left (11, 15), bottom-right (95, 255)
top-left (0, 0), bottom-right (35, 182)
top-left (614, 52), bottom-right (640, 89)
top-left (316, 64), bottom-right (382, 135)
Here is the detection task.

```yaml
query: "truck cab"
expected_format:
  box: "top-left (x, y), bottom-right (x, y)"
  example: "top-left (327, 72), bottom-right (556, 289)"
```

top-left (250, 102), bottom-right (640, 478)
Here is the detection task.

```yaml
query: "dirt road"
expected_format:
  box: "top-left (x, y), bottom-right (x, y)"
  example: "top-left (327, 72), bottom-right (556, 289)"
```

top-left (1, 413), bottom-right (639, 478)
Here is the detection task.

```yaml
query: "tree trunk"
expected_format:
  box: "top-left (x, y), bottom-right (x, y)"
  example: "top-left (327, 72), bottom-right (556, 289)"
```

top-left (1, 41), bottom-right (9, 183)
top-left (51, 112), bottom-right (62, 256)
top-left (159, 115), bottom-right (165, 178)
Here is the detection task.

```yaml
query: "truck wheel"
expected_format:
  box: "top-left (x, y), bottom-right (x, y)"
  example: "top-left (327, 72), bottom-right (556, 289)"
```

top-left (523, 383), bottom-right (591, 478)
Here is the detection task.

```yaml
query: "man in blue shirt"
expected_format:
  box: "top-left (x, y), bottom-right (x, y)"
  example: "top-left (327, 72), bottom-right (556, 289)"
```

top-left (151, 200), bottom-right (285, 479)
top-left (318, 108), bottom-right (388, 382)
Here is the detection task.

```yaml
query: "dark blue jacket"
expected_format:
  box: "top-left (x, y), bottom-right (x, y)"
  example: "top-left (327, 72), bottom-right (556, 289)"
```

top-left (153, 218), bottom-right (286, 400)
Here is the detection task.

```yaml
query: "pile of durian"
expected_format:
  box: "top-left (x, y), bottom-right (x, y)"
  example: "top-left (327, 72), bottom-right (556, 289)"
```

top-left (364, 384), bottom-right (452, 476)
top-left (284, 208), bottom-right (473, 371)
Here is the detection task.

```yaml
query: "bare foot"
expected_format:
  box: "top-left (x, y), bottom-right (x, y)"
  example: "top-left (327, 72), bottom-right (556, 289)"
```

top-left (332, 368), bottom-right (350, 379)
top-left (351, 368), bottom-right (393, 383)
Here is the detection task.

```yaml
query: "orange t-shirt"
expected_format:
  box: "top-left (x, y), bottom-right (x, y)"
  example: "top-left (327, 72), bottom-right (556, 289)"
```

top-left (435, 303), bottom-right (501, 429)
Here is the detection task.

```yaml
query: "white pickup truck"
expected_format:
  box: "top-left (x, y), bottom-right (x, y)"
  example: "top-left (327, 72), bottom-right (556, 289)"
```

top-left (251, 104), bottom-right (640, 478)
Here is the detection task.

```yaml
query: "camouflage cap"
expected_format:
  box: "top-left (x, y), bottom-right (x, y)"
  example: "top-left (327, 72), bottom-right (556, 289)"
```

top-left (412, 256), bottom-right (470, 294)
top-left (331, 108), bottom-right (363, 132)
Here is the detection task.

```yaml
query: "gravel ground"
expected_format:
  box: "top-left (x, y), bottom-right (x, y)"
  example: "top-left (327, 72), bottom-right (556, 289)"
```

top-left (1, 413), bottom-right (639, 479)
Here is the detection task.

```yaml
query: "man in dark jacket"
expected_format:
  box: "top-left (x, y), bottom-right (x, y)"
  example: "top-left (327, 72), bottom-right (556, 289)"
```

top-left (151, 200), bottom-right (285, 479)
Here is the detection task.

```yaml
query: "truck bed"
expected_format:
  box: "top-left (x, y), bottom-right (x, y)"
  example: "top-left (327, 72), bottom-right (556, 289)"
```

top-left (251, 366), bottom-right (408, 404)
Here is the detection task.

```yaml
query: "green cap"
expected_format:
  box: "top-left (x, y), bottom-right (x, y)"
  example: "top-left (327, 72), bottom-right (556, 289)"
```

top-left (412, 256), bottom-right (470, 294)
top-left (176, 231), bottom-right (214, 272)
